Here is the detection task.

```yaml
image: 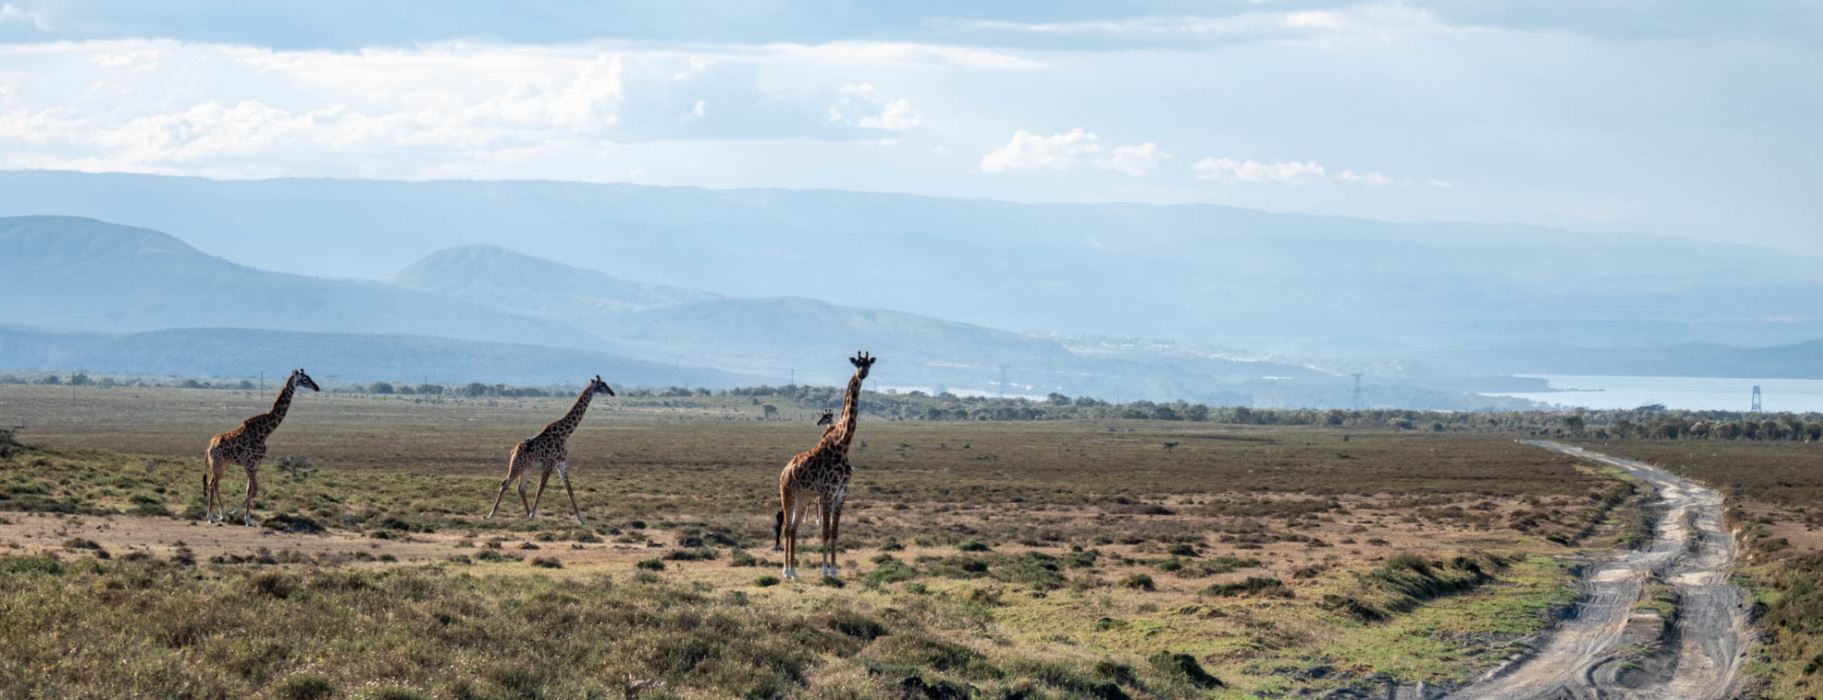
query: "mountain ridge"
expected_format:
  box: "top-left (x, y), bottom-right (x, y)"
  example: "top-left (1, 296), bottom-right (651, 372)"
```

top-left (7, 170), bottom-right (1823, 350)
top-left (0, 216), bottom-right (607, 349)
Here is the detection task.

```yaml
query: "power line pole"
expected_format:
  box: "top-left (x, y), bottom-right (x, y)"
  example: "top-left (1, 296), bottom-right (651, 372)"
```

top-left (997, 364), bottom-right (1009, 398)
top-left (1351, 373), bottom-right (1364, 410)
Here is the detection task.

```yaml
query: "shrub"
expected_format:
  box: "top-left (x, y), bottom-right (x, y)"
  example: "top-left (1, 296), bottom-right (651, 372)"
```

top-left (273, 673), bottom-right (336, 700)
top-left (0, 554), bottom-right (62, 576)
top-left (1201, 576), bottom-right (1291, 598)
top-left (248, 571), bottom-right (298, 599)
top-left (1121, 573), bottom-right (1156, 591)
top-left (1148, 652), bottom-right (1224, 689)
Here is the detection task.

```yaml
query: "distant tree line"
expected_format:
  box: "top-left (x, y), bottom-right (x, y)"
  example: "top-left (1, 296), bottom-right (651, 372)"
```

top-left (6, 372), bottom-right (1819, 441)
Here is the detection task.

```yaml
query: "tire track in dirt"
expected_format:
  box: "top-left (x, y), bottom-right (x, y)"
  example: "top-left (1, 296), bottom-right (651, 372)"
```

top-left (1447, 441), bottom-right (1751, 700)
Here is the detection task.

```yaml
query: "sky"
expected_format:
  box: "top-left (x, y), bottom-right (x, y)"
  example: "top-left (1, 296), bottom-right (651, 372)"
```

top-left (1, 1), bottom-right (1819, 254)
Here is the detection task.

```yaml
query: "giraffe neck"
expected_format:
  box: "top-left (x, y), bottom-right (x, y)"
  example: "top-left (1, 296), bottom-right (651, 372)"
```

top-left (828, 368), bottom-right (866, 454)
top-left (254, 375), bottom-right (298, 439)
top-left (548, 386), bottom-right (595, 440)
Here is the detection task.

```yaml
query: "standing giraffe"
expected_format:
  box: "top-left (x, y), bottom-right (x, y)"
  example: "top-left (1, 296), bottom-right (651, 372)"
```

top-left (204, 368), bottom-right (320, 525)
top-left (486, 375), bottom-right (614, 526)
top-left (776, 352), bottom-right (876, 580)
top-left (773, 410), bottom-right (839, 549)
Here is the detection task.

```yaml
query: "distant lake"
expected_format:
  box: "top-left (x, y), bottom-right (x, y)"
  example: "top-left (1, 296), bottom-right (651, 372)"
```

top-left (1485, 375), bottom-right (1823, 413)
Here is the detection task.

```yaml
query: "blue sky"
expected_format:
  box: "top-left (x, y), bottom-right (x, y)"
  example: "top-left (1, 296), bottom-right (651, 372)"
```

top-left (1, 1), bottom-right (1819, 254)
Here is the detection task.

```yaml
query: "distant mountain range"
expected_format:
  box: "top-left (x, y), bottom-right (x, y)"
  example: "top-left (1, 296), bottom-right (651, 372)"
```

top-left (5, 170), bottom-right (1822, 353)
top-left (2, 170), bottom-right (1820, 405)
top-left (0, 215), bottom-right (1335, 402)
top-left (0, 216), bottom-right (600, 349)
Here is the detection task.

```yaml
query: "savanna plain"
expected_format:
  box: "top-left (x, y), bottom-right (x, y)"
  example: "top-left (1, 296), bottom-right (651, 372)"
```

top-left (1, 385), bottom-right (1819, 699)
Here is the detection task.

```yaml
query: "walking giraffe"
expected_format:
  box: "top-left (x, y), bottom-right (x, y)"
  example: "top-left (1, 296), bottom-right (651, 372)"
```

top-left (776, 352), bottom-right (876, 580)
top-left (204, 368), bottom-right (320, 525)
top-left (486, 375), bottom-right (614, 526)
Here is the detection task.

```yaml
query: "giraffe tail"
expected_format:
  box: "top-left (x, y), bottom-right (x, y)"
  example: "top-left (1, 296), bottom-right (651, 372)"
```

top-left (773, 509), bottom-right (785, 551)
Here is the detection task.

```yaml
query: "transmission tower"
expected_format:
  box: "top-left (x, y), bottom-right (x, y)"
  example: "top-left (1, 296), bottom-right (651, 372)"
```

top-left (1351, 373), bottom-right (1364, 410)
top-left (1752, 385), bottom-right (1763, 413)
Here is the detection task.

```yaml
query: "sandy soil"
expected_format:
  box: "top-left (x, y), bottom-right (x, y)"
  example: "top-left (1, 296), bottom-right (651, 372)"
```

top-left (1447, 441), bottom-right (1752, 700)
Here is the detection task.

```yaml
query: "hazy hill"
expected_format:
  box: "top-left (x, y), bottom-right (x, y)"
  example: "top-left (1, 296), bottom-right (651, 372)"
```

top-left (394, 245), bottom-right (717, 318)
top-left (5, 170), bottom-right (1822, 351)
top-left (612, 295), bottom-right (1081, 385)
top-left (0, 326), bottom-right (749, 387)
top-left (393, 246), bottom-right (1332, 397)
top-left (0, 216), bottom-right (604, 349)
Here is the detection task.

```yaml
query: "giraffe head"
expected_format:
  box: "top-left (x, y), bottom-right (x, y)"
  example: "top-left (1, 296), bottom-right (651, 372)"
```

top-left (292, 368), bottom-right (321, 391)
top-left (816, 411), bottom-right (834, 427)
top-left (849, 351), bottom-right (877, 380)
top-left (589, 375), bottom-right (616, 397)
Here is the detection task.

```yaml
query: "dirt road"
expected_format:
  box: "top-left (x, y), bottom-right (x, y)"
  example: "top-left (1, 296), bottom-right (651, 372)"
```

top-left (1448, 441), bottom-right (1751, 700)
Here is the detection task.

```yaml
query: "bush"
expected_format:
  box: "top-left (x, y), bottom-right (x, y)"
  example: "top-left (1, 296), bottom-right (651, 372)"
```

top-left (273, 673), bottom-right (336, 700)
top-left (248, 571), bottom-right (298, 599)
top-left (529, 557), bottom-right (562, 569)
top-left (1121, 573), bottom-right (1156, 591)
top-left (1147, 651), bottom-right (1224, 690)
top-left (0, 554), bottom-right (62, 576)
top-left (1201, 576), bottom-right (1291, 598)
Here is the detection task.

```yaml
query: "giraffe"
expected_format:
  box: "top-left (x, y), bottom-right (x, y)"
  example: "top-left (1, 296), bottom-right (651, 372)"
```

top-left (773, 410), bottom-right (839, 549)
top-left (486, 375), bottom-right (614, 526)
top-left (776, 352), bottom-right (876, 580)
top-left (204, 368), bottom-right (320, 525)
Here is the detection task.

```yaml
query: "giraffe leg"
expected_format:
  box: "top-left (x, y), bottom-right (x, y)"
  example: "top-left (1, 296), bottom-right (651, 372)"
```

top-left (828, 490), bottom-right (847, 579)
top-left (782, 493), bottom-right (806, 581)
top-left (557, 461), bottom-right (584, 527)
top-left (772, 509), bottom-right (785, 552)
top-left (204, 450), bottom-right (225, 524)
top-left (819, 496), bottom-right (836, 578)
top-left (239, 467), bottom-right (260, 526)
top-left (528, 468), bottom-right (552, 519)
top-left (516, 477), bottom-right (531, 515)
top-left (488, 451), bottom-right (527, 519)
top-left (486, 476), bottom-right (514, 519)
top-left (225, 461), bottom-right (249, 518)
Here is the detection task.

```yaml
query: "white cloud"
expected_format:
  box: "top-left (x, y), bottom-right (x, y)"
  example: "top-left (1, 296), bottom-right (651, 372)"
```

top-left (1334, 169), bottom-right (1392, 186)
top-left (0, 3), bottom-right (49, 31)
top-left (980, 128), bottom-right (1166, 176)
top-left (828, 83), bottom-right (922, 132)
top-left (981, 128), bottom-right (1100, 173)
top-left (768, 41), bottom-right (1042, 71)
top-left (1194, 157), bottom-right (1415, 187)
top-left (0, 39), bottom-right (939, 178)
top-left (953, 5), bottom-right (1455, 47)
top-left (1193, 157), bottom-right (1326, 185)
top-left (1108, 142), bottom-right (1169, 176)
